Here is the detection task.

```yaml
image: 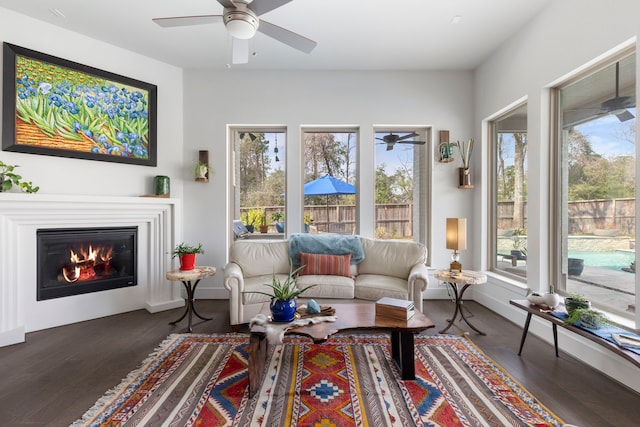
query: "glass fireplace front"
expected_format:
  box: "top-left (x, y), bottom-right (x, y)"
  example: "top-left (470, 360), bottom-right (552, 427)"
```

top-left (37, 227), bottom-right (137, 300)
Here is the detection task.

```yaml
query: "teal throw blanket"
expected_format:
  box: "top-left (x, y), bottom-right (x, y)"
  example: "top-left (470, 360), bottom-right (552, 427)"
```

top-left (289, 233), bottom-right (365, 266)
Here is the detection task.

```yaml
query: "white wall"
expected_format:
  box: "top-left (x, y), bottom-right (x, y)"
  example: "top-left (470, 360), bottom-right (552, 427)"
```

top-left (473, 0), bottom-right (640, 391)
top-left (181, 70), bottom-right (475, 295)
top-left (0, 8), bottom-right (184, 199)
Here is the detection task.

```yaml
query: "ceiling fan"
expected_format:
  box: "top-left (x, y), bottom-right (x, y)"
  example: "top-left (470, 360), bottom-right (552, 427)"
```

top-left (376, 132), bottom-right (426, 151)
top-left (601, 62), bottom-right (635, 122)
top-left (152, 0), bottom-right (317, 65)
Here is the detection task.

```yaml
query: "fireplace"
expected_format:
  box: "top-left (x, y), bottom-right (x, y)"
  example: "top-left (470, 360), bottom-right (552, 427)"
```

top-left (37, 227), bottom-right (138, 300)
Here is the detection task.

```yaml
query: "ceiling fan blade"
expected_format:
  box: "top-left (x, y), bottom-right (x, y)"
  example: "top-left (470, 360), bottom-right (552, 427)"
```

top-left (258, 20), bottom-right (317, 53)
top-left (398, 140), bottom-right (426, 145)
top-left (395, 132), bottom-right (419, 142)
top-left (216, 0), bottom-right (236, 8)
top-left (616, 110), bottom-right (635, 122)
top-left (152, 15), bottom-right (223, 28)
top-left (249, 0), bottom-right (294, 16)
top-left (232, 37), bottom-right (249, 64)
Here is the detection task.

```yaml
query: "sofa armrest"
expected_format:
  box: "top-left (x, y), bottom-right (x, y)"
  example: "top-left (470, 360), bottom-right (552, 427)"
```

top-left (223, 262), bottom-right (244, 292)
top-left (408, 263), bottom-right (429, 312)
top-left (224, 262), bottom-right (245, 325)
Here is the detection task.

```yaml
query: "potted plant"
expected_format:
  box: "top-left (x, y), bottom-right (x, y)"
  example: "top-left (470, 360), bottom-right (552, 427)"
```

top-left (245, 260), bottom-right (316, 322)
top-left (258, 209), bottom-right (268, 233)
top-left (304, 212), bottom-right (314, 233)
top-left (194, 162), bottom-right (209, 180)
top-left (0, 161), bottom-right (39, 193)
top-left (242, 210), bottom-right (255, 233)
top-left (566, 307), bottom-right (608, 329)
top-left (272, 211), bottom-right (285, 233)
top-left (564, 294), bottom-right (591, 316)
top-left (172, 242), bottom-right (204, 271)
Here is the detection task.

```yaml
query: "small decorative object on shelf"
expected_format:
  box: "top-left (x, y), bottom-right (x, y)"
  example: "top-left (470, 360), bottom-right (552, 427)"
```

top-left (438, 130), bottom-right (455, 163)
top-left (154, 175), bottom-right (170, 196)
top-left (457, 138), bottom-right (474, 188)
top-left (171, 242), bottom-right (204, 271)
top-left (195, 150), bottom-right (210, 182)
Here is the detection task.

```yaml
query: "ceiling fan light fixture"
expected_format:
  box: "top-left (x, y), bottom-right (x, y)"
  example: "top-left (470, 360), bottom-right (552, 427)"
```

top-left (224, 9), bottom-right (258, 39)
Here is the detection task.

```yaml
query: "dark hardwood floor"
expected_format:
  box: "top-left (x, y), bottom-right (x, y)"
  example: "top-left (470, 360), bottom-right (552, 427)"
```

top-left (0, 299), bottom-right (638, 426)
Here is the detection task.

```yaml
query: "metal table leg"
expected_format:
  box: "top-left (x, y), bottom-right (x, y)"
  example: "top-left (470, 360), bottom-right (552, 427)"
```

top-left (440, 282), bottom-right (486, 335)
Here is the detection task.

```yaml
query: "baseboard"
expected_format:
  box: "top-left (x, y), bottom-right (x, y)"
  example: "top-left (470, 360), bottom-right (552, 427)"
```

top-left (0, 326), bottom-right (25, 347)
top-left (145, 298), bottom-right (184, 313)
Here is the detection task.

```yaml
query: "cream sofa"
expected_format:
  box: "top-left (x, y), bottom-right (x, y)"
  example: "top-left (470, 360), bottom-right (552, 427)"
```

top-left (223, 236), bottom-right (428, 326)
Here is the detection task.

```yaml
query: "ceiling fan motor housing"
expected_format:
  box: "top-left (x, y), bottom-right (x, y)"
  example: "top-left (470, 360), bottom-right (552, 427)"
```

top-left (223, 6), bottom-right (258, 39)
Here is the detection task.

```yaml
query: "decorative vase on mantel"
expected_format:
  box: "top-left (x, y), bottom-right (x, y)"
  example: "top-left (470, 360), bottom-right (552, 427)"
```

top-left (459, 167), bottom-right (472, 187)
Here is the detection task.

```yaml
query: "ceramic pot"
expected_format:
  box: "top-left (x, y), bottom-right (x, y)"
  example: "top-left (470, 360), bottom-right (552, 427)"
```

top-left (270, 298), bottom-right (297, 322)
top-left (527, 293), bottom-right (546, 305)
top-left (543, 292), bottom-right (561, 309)
top-left (565, 297), bottom-right (590, 315)
top-left (275, 222), bottom-right (285, 233)
top-left (179, 253), bottom-right (197, 271)
top-left (568, 258), bottom-right (584, 276)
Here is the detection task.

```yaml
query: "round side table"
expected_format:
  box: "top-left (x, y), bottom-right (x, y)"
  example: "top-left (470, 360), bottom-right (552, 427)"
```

top-left (166, 266), bottom-right (216, 332)
top-left (434, 269), bottom-right (487, 335)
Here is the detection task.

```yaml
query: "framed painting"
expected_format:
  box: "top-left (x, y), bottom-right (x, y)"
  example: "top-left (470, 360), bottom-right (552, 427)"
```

top-left (2, 43), bottom-right (157, 166)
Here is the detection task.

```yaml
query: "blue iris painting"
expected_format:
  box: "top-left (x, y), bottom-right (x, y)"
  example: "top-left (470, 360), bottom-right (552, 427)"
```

top-left (14, 55), bottom-right (150, 160)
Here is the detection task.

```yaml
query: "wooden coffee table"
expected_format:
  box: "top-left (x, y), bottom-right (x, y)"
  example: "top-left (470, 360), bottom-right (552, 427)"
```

top-left (247, 302), bottom-right (435, 397)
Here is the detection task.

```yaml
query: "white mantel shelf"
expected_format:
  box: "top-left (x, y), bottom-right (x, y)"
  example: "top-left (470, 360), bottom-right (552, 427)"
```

top-left (0, 193), bottom-right (184, 347)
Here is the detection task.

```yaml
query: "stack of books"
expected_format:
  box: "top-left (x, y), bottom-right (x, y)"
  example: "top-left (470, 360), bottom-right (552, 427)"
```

top-left (375, 297), bottom-right (415, 320)
top-left (612, 333), bottom-right (640, 349)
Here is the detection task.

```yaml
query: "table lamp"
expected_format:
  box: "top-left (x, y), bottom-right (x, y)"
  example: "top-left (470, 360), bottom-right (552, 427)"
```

top-left (446, 218), bottom-right (467, 273)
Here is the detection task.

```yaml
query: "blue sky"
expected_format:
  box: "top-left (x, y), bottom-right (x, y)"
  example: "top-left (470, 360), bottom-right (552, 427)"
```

top-left (575, 109), bottom-right (636, 157)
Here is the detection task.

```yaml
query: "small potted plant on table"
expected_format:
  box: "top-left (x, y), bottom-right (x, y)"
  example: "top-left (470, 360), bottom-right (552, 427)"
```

top-left (172, 242), bottom-right (204, 271)
top-left (564, 294), bottom-right (591, 316)
top-left (246, 260), bottom-right (316, 322)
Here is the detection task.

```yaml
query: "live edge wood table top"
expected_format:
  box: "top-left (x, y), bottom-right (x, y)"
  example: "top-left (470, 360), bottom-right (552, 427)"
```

top-left (510, 299), bottom-right (640, 368)
top-left (247, 302), bottom-right (436, 397)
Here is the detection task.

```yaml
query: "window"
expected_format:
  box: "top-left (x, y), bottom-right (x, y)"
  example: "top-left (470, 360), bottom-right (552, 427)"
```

top-left (490, 105), bottom-right (528, 278)
top-left (232, 129), bottom-right (286, 238)
top-left (555, 52), bottom-right (636, 317)
top-left (374, 129), bottom-right (428, 243)
top-left (302, 129), bottom-right (357, 234)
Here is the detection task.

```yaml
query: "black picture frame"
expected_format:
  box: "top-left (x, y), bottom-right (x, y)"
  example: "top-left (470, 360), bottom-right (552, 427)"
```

top-left (2, 43), bottom-right (157, 166)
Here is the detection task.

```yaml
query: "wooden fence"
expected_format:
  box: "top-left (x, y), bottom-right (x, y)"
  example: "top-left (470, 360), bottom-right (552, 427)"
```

top-left (498, 198), bottom-right (636, 235)
top-left (241, 203), bottom-right (413, 237)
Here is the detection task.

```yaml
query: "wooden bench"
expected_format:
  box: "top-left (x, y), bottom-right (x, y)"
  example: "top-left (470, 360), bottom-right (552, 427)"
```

top-left (510, 299), bottom-right (640, 368)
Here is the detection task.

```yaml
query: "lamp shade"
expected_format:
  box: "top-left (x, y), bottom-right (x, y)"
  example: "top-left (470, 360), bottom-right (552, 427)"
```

top-left (446, 218), bottom-right (467, 251)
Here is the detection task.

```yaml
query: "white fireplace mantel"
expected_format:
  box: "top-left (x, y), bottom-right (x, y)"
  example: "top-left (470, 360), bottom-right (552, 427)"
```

top-left (0, 193), bottom-right (183, 347)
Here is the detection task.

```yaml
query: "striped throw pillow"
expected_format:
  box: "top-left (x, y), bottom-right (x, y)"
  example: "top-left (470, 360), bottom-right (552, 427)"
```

top-left (299, 252), bottom-right (352, 277)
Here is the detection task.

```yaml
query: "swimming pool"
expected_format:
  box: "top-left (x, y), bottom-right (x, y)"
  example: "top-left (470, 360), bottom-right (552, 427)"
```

top-left (568, 251), bottom-right (635, 271)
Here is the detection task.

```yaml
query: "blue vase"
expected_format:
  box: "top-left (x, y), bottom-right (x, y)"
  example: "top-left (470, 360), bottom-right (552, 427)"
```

top-left (270, 298), bottom-right (297, 322)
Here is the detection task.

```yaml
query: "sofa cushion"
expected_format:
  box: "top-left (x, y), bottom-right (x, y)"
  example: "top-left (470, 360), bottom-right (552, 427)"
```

top-left (230, 240), bottom-right (290, 277)
top-left (354, 274), bottom-right (409, 301)
top-left (358, 238), bottom-right (426, 279)
top-left (296, 275), bottom-right (355, 299)
top-left (299, 252), bottom-right (352, 277)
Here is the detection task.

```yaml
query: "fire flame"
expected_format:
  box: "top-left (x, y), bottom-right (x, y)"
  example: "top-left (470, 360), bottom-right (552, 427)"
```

top-left (61, 244), bottom-right (113, 283)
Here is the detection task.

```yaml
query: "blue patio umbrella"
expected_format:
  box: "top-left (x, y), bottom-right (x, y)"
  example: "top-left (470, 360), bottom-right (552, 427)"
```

top-left (303, 175), bottom-right (356, 196)
top-left (304, 175), bottom-right (356, 230)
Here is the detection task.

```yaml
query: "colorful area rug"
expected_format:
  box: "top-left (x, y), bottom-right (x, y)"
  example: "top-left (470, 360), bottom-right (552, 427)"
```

top-left (72, 333), bottom-right (565, 426)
